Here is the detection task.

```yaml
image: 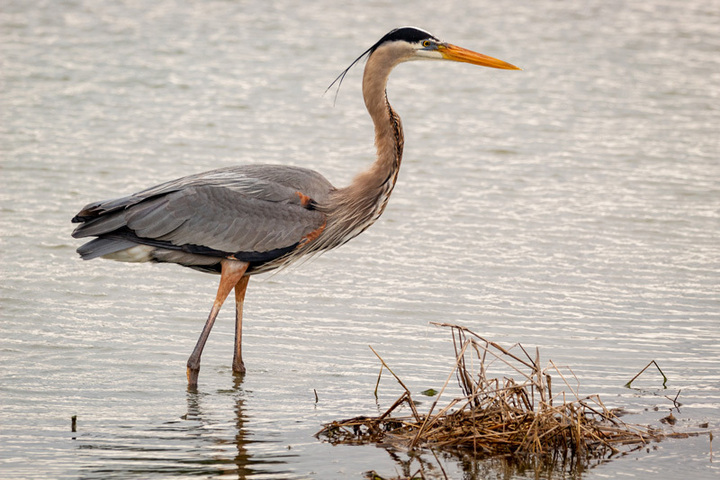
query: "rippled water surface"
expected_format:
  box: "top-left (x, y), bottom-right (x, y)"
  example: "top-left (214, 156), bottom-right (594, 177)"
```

top-left (2, 0), bottom-right (719, 478)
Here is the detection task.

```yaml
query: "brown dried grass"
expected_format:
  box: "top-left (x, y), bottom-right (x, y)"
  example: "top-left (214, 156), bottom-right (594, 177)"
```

top-left (317, 323), bottom-right (696, 466)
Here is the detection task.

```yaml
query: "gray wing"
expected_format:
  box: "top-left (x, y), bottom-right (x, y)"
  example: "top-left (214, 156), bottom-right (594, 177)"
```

top-left (72, 165), bottom-right (334, 264)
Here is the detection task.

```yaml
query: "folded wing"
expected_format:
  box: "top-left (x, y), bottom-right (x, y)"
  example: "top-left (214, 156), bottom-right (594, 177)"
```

top-left (72, 165), bottom-right (334, 271)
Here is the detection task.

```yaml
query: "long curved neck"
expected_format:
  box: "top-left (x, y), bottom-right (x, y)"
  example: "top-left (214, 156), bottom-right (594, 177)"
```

top-left (361, 50), bottom-right (405, 193)
top-left (318, 48), bottom-right (406, 248)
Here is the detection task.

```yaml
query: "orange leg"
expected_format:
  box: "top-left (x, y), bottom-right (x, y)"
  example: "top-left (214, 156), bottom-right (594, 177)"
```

top-left (232, 276), bottom-right (250, 375)
top-left (186, 259), bottom-right (249, 388)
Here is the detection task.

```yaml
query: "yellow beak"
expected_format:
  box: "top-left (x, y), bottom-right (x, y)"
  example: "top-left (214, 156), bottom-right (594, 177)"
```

top-left (439, 44), bottom-right (521, 70)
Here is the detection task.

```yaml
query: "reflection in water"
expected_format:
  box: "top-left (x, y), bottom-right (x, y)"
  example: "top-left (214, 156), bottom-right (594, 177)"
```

top-left (369, 445), bottom-right (631, 480)
top-left (78, 374), bottom-right (294, 479)
top-left (230, 374), bottom-right (254, 478)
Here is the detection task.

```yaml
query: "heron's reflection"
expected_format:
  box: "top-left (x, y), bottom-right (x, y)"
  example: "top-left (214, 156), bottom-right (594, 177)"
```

top-left (184, 372), bottom-right (294, 479)
top-left (231, 373), bottom-right (254, 478)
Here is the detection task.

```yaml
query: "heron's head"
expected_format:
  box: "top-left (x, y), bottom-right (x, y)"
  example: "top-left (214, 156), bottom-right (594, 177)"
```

top-left (369, 26), bottom-right (521, 70)
top-left (327, 26), bottom-right (520, 99)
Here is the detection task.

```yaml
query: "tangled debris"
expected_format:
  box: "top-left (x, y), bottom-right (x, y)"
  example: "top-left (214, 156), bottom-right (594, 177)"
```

top-left (317, 323), bottom-right (701, 469)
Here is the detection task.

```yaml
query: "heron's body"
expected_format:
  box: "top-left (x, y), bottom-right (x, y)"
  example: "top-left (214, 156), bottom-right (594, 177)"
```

top-left (74, 164), bottom-right (335, 274)
top-left (72, 27), bottom-right (519, 387)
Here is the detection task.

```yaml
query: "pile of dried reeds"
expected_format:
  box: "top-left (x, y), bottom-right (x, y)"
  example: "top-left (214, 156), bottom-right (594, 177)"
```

top-left (317, 323), bottom-right (693, 466)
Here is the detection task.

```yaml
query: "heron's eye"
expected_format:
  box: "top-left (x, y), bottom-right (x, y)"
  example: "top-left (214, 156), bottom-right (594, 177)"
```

top-left (422, 40), bottom-right (431, 48)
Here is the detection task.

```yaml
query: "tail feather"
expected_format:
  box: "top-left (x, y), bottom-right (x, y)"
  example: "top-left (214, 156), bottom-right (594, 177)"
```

top-left (71, 212), bottom-right (127, 239)
top-left (76, 238), bottom-right (138, 260)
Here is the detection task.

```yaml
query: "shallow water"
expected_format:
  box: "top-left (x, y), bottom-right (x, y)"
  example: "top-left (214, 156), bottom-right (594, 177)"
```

top-left (1, 0), bottom-right (719, 478)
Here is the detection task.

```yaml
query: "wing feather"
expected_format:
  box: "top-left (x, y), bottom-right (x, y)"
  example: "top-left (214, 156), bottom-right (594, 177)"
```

top-left (72, 165), bottom-right (334, 260)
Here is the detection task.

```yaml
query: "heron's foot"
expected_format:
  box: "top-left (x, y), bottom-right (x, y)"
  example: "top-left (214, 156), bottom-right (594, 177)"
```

top-left (232, 357), bottom-right (246, 375)
top-left (187, 363), bottom-right (200, 388)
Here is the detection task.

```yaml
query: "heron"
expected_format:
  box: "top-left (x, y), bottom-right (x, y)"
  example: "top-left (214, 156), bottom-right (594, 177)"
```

top-left (72, 26), bottom-right (520, 387)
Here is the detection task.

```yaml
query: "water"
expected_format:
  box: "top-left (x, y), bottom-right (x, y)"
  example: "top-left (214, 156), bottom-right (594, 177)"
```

top-left (1, 0), bottom-right (718, 478)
